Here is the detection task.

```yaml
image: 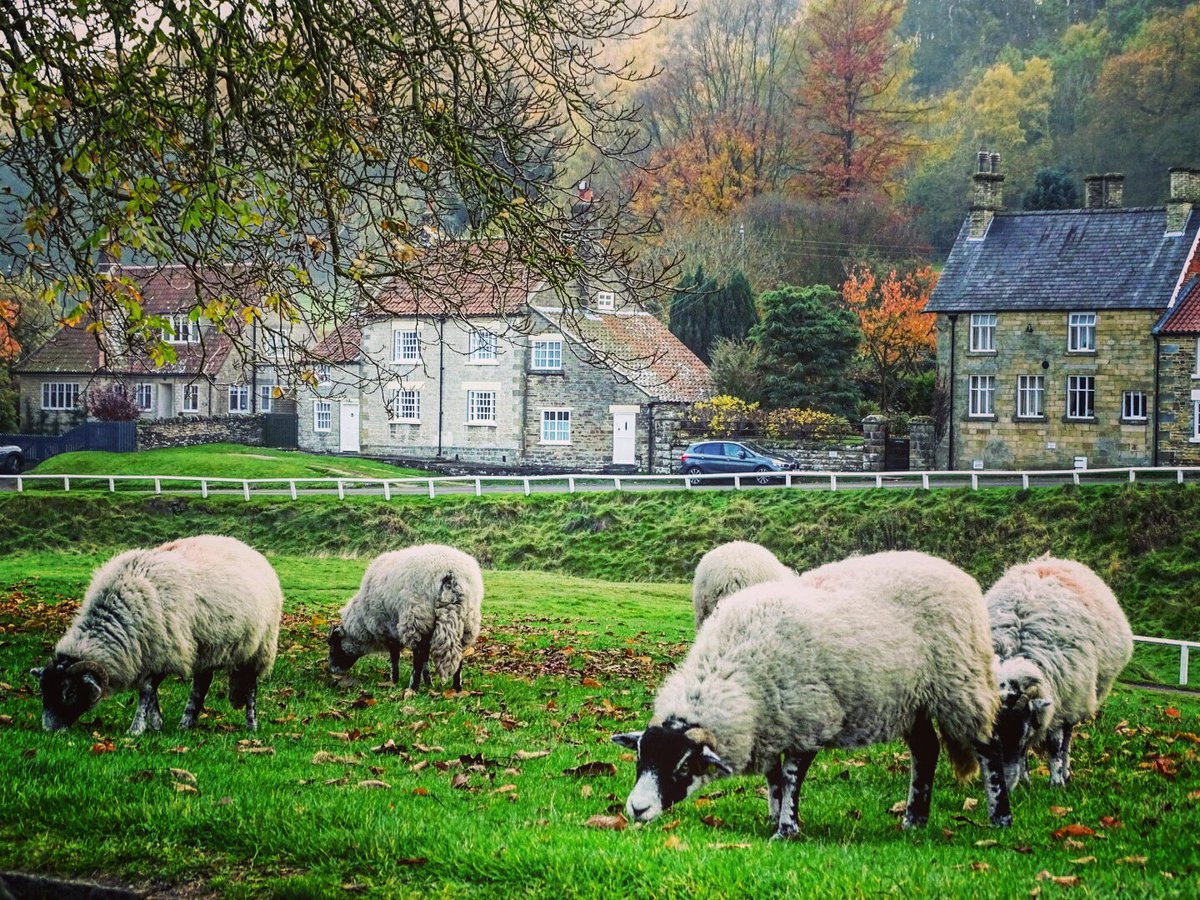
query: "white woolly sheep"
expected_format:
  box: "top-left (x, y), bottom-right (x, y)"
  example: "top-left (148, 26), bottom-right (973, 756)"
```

top-left (615, 550), bottom-right (1012, 839)
top-left (986, 556), bottom-right (1134, 791)
top-left (31, 534), bottom-right (283, 735)
top-left (328, 544), bottom-right (483, 690)
top-left (692, 541), bottom-right (793, 629)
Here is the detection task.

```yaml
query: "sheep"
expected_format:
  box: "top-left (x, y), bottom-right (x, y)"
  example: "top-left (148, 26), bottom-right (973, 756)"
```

top-left (31, 534), bottom-right (283, 735)
top-left (985, 556), bottom-right (1134, 792)
top-left (614, 550), bottom-right (1012, 840)
top-left (327, 544), bottom-right (483, 691)
top-left (692, 541), bottom-right (793, 629)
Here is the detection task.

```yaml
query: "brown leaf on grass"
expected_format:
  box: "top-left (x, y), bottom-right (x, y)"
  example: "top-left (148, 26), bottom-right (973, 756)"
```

top-left (962, 798), bottom-right (978, 812)
top-left (708, 842), bottom-right (752, 850)
top-left (1098, 816), bottom-right (1123, 829)
top-left (700, 815), bottom-right (725, 828)
top-left (238, 746), bottom-right (275, 755)
top-left (312, 751), bottom-right (359, 766)
top-left (888, 800), bottom-right (907, 815)
top-left (1035, 871), bottom-right (1081, 887)
top-left (580, 677), bottom-right (602, 688)
top-left (412, 787), bottom-right (429, 796)
top-left (584, 814), bottom-right (627, 831)
top-left (1069, 856), bottom-right (1096, 865)
top-left (90, 740), bottom-right (116, 754)
top-left (661, 819), bottom-right (681, 832)
top-left (1115, 855), bottom-right (1148, 865)
top-left (563, 761), bottom-right (617, 778)
top-left (974, 839), bottom-right (998, 848)
top-left (169, 768), bottom-right (197, 784)
top-left (663, 834), bottom-right (685, 851)
top-left (1048, 805), bottom-right (1071, 818)
top-left (693, 797), bottom-right (713, 808)
top-left (580, 785), bottom-right (594, 799)
top-left (324, 777), bottom-right (350, 786)
top-left (494, 784), bottom-right (518, 794)
top-left (1062, 839), bottom-right (1086, 851)
top-left (169, 746), bottom-right (189, 754)
top-left (1146, 756), bottom-right (1177, 779)
top-left (1175, 732), bottom-right (1200, 746)
top-left (372, 739), bottom-right (406, 756)
top-left (350, 693), bottom-right (377, 709)
top-left (1052, 824), bottom-right (1095, 840)
top-left (0, 714), bottom-right (13, 726)
top-left (451, 773), bottom-right (471, 790)
top-left (1165, 707), bottom-right (1181, 719)
top-left (358, 780), bottom-right (391, 789)
top-left (618, 752), bottom-right (635, 763)
top-left (1187, 790), bottom-right (1200, 803)
top-left (970, 862), bottom-right (990, 872)
top-left (173, 782), bottom-right (199, 794)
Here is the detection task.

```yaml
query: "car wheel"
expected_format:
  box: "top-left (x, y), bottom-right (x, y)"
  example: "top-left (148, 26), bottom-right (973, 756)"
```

top-left (686, 465), bottom-right (705, 486)
top-left (753, 465), bottom-right (772, 485)
top-left (1, 453), bottom-right (20, 475)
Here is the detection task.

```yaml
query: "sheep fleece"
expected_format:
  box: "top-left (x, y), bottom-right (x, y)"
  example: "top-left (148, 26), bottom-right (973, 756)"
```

top-left (692, 541), bottom-right (793, 629)
top-left (656, 551), bottom-right (999, 779)
top-left (56, 534), bottom-right (282, 688)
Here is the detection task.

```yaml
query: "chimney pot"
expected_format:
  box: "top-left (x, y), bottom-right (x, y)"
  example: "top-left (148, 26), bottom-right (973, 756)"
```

top-left (977, 150), bottom-right (989, 174)
top-left (989, 152), bottom-right (1001, 174)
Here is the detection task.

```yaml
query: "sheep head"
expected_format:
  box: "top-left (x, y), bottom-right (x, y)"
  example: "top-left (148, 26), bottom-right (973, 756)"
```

top-left (31, 657), bottom-right (108, 732)
top-left (993, 657), bottom-right (1054, 792)
top-left (612, 718), bottom-right (732, 823)
top-left (326, 624), bottom-right (363, 675)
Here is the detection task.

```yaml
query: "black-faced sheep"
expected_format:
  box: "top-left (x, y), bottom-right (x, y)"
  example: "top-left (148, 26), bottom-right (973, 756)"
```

top-left (615, 551), bottom-right (1012, 839)
top-left (692, 541), bottom-right (793, 629)
top-left (31, 534), bottom-right (283, 735)
top-left (327, 544), bottom-right (483, 690)
top-left (985, 556), bottom-right (1134, 791)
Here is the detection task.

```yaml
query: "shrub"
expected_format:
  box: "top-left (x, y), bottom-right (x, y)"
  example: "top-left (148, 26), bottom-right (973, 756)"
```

top-left (681, 395), bottom-right (763, 437)
top-left (86, 384), bottom-right (141, 422)
top-left (764, 408), bottom-right (853, 441)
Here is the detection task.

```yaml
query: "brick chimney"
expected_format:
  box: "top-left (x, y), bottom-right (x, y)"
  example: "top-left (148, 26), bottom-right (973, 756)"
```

top-left (1167, 166), bottom-right (1200, 234)
top-left (969, 150), bottom-right (1004, 240)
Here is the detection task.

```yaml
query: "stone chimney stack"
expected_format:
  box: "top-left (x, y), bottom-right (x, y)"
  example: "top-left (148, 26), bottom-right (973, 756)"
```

top-left (1103, 173), bottom-right (1124, 208)
top-left (1084, 175), bottom-right (1104, 209)
top-left (1167, 167), bottom-right (1200, 234)
top-left (969, 150), bottom-right (1004, 240)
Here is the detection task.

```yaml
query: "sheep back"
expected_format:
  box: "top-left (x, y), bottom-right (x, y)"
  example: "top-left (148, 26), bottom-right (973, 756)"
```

top-left (986, 557), bottom-right (1133, 727)
top-left (692, 541), bottom-right (792, 629)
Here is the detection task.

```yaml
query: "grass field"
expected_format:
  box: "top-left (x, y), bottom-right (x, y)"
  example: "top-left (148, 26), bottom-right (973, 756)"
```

top-left (1, 550), bottom-right (1198, 897)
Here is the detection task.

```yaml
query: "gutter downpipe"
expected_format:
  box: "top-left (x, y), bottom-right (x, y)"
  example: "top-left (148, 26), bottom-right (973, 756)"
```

top-left (947, 314), bottom-right (957, 470)
top-left (1153, 333), bottom-right (1161, 467)
top-left (437, 316), bottom-right (446, 458)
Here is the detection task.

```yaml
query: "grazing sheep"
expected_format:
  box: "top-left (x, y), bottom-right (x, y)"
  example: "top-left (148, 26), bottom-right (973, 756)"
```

top-left (986, 557), bottom-right (1134, 791)
top-left (614, 551), bottom-right (1011, 839)
top-left (692, 541), bottom-right (793, 629)
top-left (327, 544), bottom-right (483, 690)
top-left (31, 535), bottom-right (283, 735)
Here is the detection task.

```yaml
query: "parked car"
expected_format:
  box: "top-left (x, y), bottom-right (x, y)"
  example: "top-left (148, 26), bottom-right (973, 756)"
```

top-left (0, 444), bottom-right (23, 475)
top-left (679, 440), bottom-right (798, 485)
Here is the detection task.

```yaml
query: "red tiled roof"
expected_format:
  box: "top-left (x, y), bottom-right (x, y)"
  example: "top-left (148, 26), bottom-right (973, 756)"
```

top-left (1157, 277), bottom-right (1200, 334)
top-left (374, 243), bottom-right (541, 317)
top-left (311, 321), bottom-right (362, 362)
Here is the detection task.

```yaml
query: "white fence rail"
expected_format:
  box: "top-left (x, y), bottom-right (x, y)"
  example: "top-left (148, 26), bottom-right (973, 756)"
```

top-left (1132, 635), bottom-right (1200, 686)
top-left (5, 465), bottom-right (1200, 499)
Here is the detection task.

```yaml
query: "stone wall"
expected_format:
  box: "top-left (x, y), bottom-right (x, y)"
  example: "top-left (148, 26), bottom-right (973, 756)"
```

top-left (1156, 336), bottom-right (1200, 465)
top-left (138, 414), bottom-right (266, 450)
top-left (937, 310), bottom-right (1158, 469)
top-left (908, 417), bottom-right (937, 471)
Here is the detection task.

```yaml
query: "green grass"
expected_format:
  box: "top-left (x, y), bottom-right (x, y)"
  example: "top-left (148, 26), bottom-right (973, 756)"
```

top-left (26, 443), bottom-right (430, 485)
top-left (1, 553), bottom-right (1197, 897)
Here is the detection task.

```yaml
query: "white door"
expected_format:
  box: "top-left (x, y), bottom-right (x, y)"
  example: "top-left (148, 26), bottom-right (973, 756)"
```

top-left (612, 411), bottom-right (636, 465)
top-left (339, 401), bottom-right (361, 453)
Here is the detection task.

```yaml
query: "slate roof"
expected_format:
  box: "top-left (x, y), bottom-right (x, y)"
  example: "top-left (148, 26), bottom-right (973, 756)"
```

top-left (1155, 276), bottom-right (1200, 334)
top-left (927, 207), bottom-right (1200, 313)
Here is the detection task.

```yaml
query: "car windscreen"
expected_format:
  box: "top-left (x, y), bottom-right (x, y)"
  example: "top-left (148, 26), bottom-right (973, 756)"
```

top-left (739, 442), bottom-right (778, 457)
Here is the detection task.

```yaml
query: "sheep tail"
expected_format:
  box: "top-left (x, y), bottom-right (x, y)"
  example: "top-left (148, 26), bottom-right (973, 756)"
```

top-left (430, 574), bottom-right (466, 682)
top-left (943, 736), bottom-right (980, 782)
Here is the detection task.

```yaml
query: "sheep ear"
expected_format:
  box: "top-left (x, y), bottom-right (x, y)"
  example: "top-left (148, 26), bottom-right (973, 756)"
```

top-left (699, 745), bottom-right (733, 776)
top-left (29, 667), bottom-right (45, 681)
top-left (1030, 698), bottom-right (1052, 712)
top-left (611, 732), bottom-right (642, 749)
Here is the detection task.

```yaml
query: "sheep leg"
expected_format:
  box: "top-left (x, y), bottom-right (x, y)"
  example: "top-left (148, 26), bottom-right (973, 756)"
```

top-left (765, 758), bottom-right (784, 825)
top-left (451, 661), bottom-right (463, 692)
top-left (1047, 722), bottom-right (1074, 787)
top-left (179, 669), bottom-right (215, 729)
top-left (423, 667), bottom-right (433, 687)
top-left (902, 711), bottom-right (939, 828)
top-left (129, 676), bottom-right (165, 736)
top-left (385, 639), bottom-right (401, 685)
top-left (972, 737), bottom-right (1013, 827)
top-left (409, 634), bottom-right (433, 690)
top-left (230, 664), bottom-right (259, 732)
top-left (771, 750), bottom-right (817, 841)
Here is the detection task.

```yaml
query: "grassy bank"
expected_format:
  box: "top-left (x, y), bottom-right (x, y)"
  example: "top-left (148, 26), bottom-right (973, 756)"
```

top-left (1, 557), bottom-right (1197, 897)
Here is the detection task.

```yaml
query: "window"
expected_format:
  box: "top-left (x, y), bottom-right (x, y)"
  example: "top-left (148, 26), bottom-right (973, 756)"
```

top-left (467, 390), bottom-right (496, 424)
top-left (541, 409), bottom-right (571, 444)
top-left (134, 383), bottom-right (154, 412)
top-left (595, 290), bottom-right (615, 311)
top-left (969, 314), bottom-right (997, 352)
top-left (1068, 312), bottom-right (1096, 352)
top-left (182, 384), bottom-right (199, 413)
top-left (229, 384), bottom-right (250, 414)
top-left (42, 382), bottom-right (80, 410)
top-left (1194, 399), bottom-right (1200, 441)
top-left (469, 330), bottom-right (497, 362)
top-left (1066, 375), bottom-right (1095, 419)
top-left (1016, 375), bottom-right (1044, 419)
top-left (390, 388), bottom-right (420, 422)
top-left (317, 364), bottom-right (332, 385)
top-left (263, 331), bottom-right (285, 359)
top-left (314, 400), bottom-right (332, 432)
top-left (258, 381), bottom-right (274, 413)
top-left (1122, 390), bottom-right (1147, 422)
top-left (968, 375), bottom-right (995, 417)
top-left (531, 337), bottom-right (562, 371)
top-left (393, 329), bottom-right (420, 363)
top-left (1195, 338), bottom-right (1200, 376)
top-left (163, 314), bottom-right (200, 344)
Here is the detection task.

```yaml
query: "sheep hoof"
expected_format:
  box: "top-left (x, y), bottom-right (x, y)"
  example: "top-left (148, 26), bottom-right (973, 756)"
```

top-left (902, 814), bottom-right (928, 830)
top-left (991, 814), bottom-right (1013, 828)
top-left (402, 688), bottom-right (417, 700)
top-left (770, 823), bottom-right (800, 841)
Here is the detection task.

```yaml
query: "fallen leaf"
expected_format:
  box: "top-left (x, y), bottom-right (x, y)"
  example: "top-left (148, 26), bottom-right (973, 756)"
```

top-left (700, 815), bottom-right (725, 828)
top-left (707, 842), bottom-right (752, 850)
top-left (372, 739), bottom-right (406, 756)
top-left (397, 857), bottom-right (427, 866)
top-left (312, 751), bottom-right (359, 766)
top-left (585, 814), bottom-right (627, 830)
top-left (238, 746), bottom-right (275, 755)
top-left (1165, 707), bottom-right (1181, 719)
top-left (580, 785), bottom-right (594, 799)
top-left (494, 784), bottom-right (518, 794)
top-left (1069, 856), bottom-right (1096, 865)
top-left (563, 761), bottom-right (617, 778)
top-left (974, 839), bottom-right (998, 848)
top-left (888, 800), bottom-right (907, 815)
top-left (358, 780), bottom-right (391, 789)
top-left (1049, 805), bottom-right (1071, 818)
top-left (580, 677), bottom-right (602, 688)
top-left (661, 819), bottom-right (681, 832)
top-left (663, 834), bottom-right (685, 850)
top-left (970, 862), bottom-right (990, 872)
top-left (1116, 855), bottom-right (1148, 865)
top-left (514, 749), bottom-right (551, 761)
top-left (451, 773), bottom-right (471, 790)
top-left (0, 715), bottom-right (12, 726)
top-left (1052, 824), bottom-right (1095, 840)
top-left (1063, 839), bottom-right (1086, 850)
top-left (173, 782), bottom-right (199, 794)
top-left (169, 768), bottom-right (196, 785)
top-left (169, 746), bottom-right (189, 754)
top-left (1035, 872), bottom-right (1080, 887)
top-left (411, 760), bottom-right (428, 773)
top-left (1186, 791), bottom-right (1200, 803)
top-left (90, 740), bottom-right (116, 754)
top-left (412, 787), bottom-right (429, 796)
top-left (1098, 816), bottom-right (1123, 829)
top-left (962, 798), bottom-right (978, 812)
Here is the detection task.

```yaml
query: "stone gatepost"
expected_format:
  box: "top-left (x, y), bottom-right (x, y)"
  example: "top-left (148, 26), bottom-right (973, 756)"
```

top-left (862, 415), bottom-right (887, 472)
top-left (908, 416), bottom-right (936, 471)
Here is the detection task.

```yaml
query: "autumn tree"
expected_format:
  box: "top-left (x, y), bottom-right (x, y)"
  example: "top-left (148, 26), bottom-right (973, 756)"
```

top-left (0, 298), bottom-right (16, 362)
top-left (800, 0), bottom-right (925, 198)
top-left (842, 265), bottom-right (937, 413)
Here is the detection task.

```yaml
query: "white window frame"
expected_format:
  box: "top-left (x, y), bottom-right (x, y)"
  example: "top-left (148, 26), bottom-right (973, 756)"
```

top-left (314, 400), bottom-right (332, 433)
top-left (540, 408), bottom-right (572, 445)
top-left (163, 314), bottom-right (200, 345)
top-left (134, 383), bottom-right (154, 412)
top-left (228, 384), bottom-right (250, 414)
top-left (182, 384), bottom-right (200, 413)
top-left (1016, 375), bottom-right (1044, 419)
top-left (468, 330), bottom-right (498, 363)
top-left (1066, 375), bottom-right (1095, 420)
top-left (316, 364), bottom-right (332, 385)
top-left (41, 382), bottom-right (80, 411)
top-left (258, 381), bottom-right (274, 413)
top-left (1194, 399), bottom-right (1200, 442)
top-left (1121, 390), bottom-right (1147, 422)
top-left (1068, 312), bottom-right (1097, 353)
top-left (467, 390), bottom-right (496, 425)
top-left (969, 314), bottom-right (997, 353)
top-left (393, 329), bottom-right (420, 363)
top-left (595, 290), bottom-right (615, 312)
top-left (1194, 338), bottom-right (1200, 378)
top-left (968, 375), bottom-right (995, 418)
top-left (389, 388), bottom-right (421, 423)
top-left (531, 337), bottom-right (563, 371)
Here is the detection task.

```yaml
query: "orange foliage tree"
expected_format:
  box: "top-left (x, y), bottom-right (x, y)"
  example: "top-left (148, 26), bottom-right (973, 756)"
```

top-left (842, 265), bottom-right (937, 412)
top-left (0, 299), bottom-right (19, 361)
